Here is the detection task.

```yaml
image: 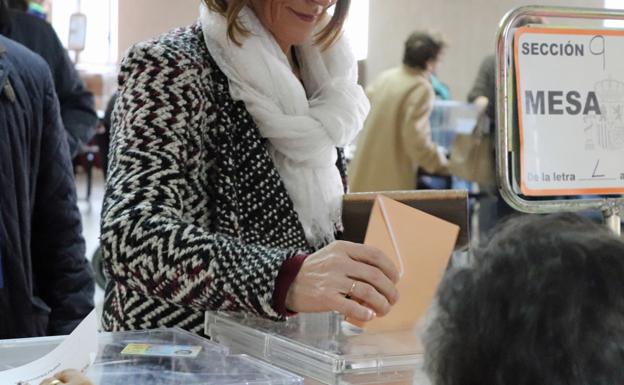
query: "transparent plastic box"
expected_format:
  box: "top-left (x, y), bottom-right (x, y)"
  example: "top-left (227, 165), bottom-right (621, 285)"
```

top-left (205, 312), bottom-right (429, 385)
top-left (86, 328), bottom-right (302, 385)
top-left (0, 328), bottom-right (303, 385)
top-left (429, 100), bottom-right (481, 149)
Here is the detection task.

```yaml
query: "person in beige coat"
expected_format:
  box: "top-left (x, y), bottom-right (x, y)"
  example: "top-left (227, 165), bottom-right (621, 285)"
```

top-left (349, 32), bottom-right (449, 192)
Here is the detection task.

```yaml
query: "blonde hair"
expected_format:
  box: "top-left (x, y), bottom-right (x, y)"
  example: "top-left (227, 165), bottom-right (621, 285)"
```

top-left (202, 0), bottom-right (350, 49)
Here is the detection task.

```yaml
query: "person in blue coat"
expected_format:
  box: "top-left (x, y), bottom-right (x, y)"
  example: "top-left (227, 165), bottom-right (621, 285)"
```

top-left (0, 20), bottom-right (94, 337)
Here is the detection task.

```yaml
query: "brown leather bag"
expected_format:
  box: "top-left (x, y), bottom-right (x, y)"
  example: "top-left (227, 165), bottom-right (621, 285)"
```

top-left (449, 112), bottom-right (495, 185)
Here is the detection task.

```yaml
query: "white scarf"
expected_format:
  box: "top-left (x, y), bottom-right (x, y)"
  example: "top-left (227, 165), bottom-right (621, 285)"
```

top-left (199, 4), bottom-right (370, 248)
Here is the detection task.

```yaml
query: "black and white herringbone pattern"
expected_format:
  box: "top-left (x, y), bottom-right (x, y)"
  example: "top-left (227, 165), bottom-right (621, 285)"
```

top-left (101, 24), bottom-right (347, 334)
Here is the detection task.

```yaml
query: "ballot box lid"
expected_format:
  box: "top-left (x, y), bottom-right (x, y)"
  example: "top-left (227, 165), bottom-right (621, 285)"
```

top-left (205, 312), bottom-right (424, 385)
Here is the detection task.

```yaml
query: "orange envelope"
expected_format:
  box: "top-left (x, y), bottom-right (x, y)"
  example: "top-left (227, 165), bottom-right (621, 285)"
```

top-left (351, 195), bottom-right (459, 332)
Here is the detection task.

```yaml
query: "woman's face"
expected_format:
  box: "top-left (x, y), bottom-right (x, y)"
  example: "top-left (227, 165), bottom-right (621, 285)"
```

top-left (249, 0), bottom-right (336, 53)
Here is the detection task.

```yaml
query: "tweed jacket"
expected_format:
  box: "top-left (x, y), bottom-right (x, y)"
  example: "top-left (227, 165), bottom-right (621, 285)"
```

top-left (348, 66), bottom-right (449, 192)
top-left (101, 24), bottom-right (347, 334)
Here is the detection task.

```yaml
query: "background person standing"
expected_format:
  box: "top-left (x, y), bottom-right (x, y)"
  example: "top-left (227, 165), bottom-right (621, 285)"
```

top-left (349, 31), bottom-right (449, 192)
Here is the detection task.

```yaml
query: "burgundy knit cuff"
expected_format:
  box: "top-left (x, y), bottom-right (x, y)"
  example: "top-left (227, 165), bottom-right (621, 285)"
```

top-left (272, 254), bottom-right (308, 317)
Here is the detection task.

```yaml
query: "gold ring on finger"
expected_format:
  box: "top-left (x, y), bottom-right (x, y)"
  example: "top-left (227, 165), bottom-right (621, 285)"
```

top-left (346, 280), bottom-right (357, 299)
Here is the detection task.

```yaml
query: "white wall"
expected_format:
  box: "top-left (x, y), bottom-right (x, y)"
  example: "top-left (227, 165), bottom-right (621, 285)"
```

top-left (118, 0), bottom-right (200, 60)
top-left (367, 0), bottom-right (605, 100)
top-left (114, 0), bottom-right (607, 98)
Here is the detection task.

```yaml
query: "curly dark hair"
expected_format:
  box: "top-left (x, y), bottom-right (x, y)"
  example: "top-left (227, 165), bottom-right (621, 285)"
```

top-left (424, 213), bottom-right (624, 385)
top-left (402, 32), bottom-right (445, 70)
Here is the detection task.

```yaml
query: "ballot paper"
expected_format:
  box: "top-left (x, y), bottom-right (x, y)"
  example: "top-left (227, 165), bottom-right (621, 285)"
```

top-left (350, 195), bottom-right (459, 332)
top-left (0, 310), bottom-right (98, 385)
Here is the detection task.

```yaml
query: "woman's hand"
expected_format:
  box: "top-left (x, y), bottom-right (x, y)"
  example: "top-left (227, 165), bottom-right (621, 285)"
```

top-left (285, 241), bottom-right (400, 322)
top-left (40, 369), bottom-right (94, 385)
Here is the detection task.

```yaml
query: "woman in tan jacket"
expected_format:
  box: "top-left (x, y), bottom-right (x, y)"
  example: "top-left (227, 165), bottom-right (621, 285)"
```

top-left (349, 32), bottom-right (449, 192)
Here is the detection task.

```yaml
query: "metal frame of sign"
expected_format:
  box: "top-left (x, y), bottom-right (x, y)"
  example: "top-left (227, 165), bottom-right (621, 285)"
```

top-left (496, 5), bottom-right (624, 235)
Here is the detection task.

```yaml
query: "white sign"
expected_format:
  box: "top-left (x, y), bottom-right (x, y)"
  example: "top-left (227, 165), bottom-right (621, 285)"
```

top-left (0, 310), bottom-right (98, 385)
top-left (68, 13), bottom-right (87, 51)
top-left (515, 27), bottom-right (624, 196)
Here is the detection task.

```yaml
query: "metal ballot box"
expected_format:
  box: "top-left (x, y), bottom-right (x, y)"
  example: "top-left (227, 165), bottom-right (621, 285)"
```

top-left (205, 312), bottom-right (430, 385)
top-left (0, 328), bottom-right (303, 385)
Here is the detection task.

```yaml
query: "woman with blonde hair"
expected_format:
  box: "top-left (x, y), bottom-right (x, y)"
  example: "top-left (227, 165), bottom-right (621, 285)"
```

top-left (101, 0), bottom-right (400, 334)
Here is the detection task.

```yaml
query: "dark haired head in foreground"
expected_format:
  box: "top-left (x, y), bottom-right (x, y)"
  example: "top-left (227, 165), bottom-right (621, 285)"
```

top-left (424, 213), bottom-right (624, 385)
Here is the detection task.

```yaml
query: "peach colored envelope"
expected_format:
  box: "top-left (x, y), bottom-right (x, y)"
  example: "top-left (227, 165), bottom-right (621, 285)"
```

top-left (350, 195), bottom-right (459, 332)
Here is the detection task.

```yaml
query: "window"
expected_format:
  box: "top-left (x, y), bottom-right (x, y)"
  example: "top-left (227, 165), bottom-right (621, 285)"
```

top-left (329, 0), bottom-right (369, 61)
top-left (51, 0), bottom-right (118, 65)
top-left (604, 0), bottom-right (624, 28)
top-left (344, 0), bottom-right (369, 61)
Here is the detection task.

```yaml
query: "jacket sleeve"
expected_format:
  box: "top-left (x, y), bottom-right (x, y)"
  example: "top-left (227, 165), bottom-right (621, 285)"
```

top-left (401, 84), bottom-right (449, 175)
top-left (467, 55), bottom-right (495, 103)
top-left (365, 80), bottom-right (378, 101)
top-left (48, 29), bottom-right (97, 157)
top-left (31, 69), bottom-right (95, 336)
top-left (100, 44), bottom-right (297, 320)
